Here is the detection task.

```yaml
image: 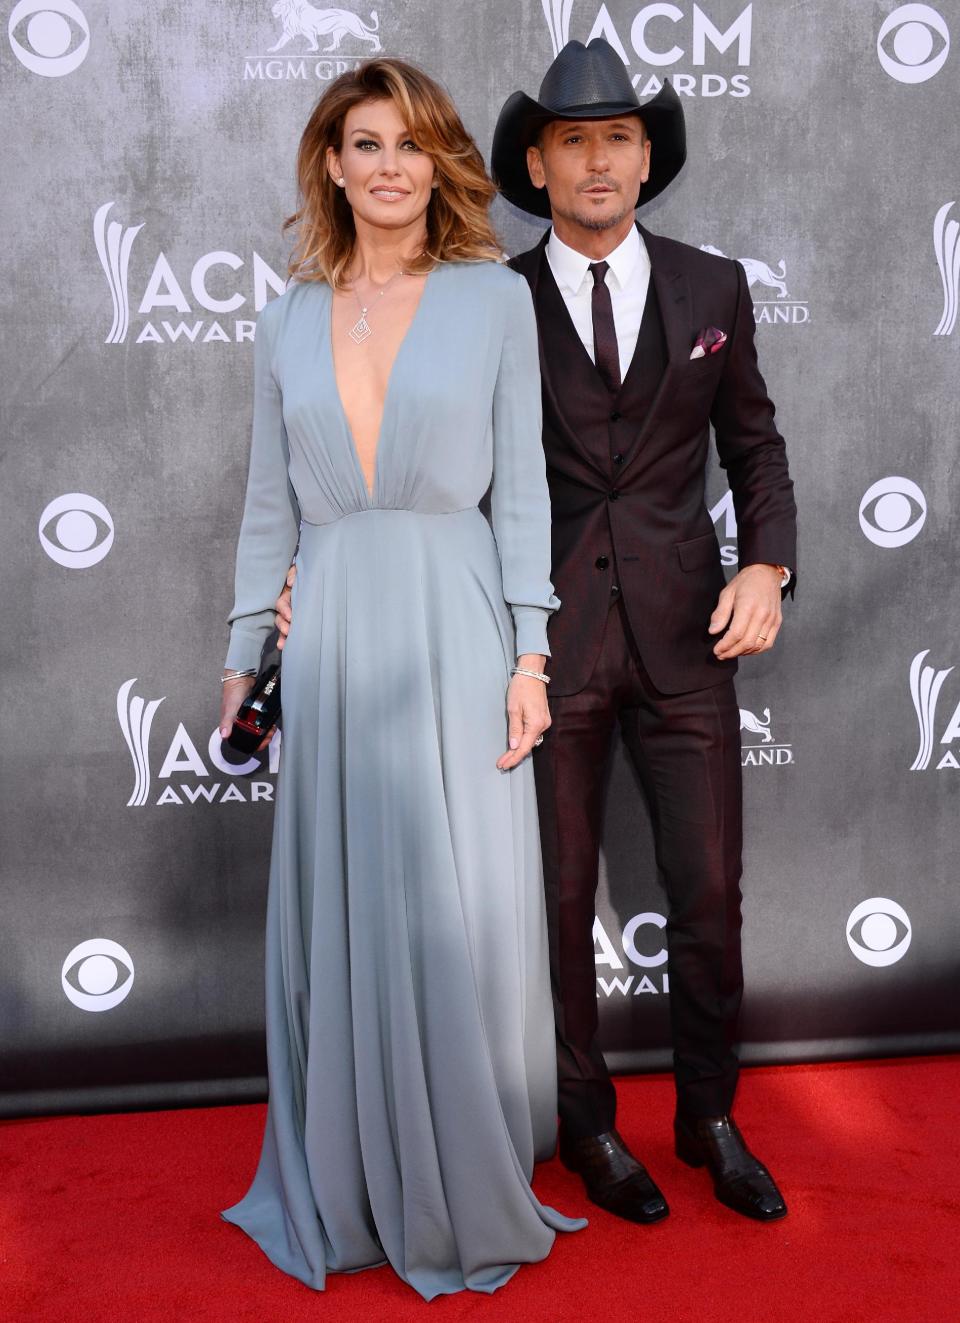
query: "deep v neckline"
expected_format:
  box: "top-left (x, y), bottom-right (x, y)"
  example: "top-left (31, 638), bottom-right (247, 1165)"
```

top-left (328, 266), bottom-right (436, 503)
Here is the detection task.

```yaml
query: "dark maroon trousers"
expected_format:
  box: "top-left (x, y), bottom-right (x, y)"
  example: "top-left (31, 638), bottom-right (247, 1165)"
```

top-left (534, 595), bottom-right (744, 1139)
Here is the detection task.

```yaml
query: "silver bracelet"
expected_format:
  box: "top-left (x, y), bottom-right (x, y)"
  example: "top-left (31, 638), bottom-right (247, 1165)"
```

top-left (221, 668), bottom-right (256, 685)
top-left (511, 666), bottom-right (550, 684)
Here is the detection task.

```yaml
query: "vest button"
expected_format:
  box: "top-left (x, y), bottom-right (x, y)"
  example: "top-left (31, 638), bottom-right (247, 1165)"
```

top-left (610, 584), bottom-right (621, 597)
top-left (608, 490), bottom-right (620, 501)
top-left (612, 452), bottom-right (624, 465)
top-left (595, 555), bottom-right (610, 570)
top-left (610, 410), bottom-right (621, 422)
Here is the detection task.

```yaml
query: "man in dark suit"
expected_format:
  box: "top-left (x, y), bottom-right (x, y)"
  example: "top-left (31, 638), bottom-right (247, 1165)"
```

top-left (490, 39), bottom-right (796, 1225)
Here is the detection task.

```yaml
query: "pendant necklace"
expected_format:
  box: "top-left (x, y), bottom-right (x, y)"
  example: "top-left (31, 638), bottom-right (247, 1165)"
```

top-left (348, 268), bottom-right (406, 344)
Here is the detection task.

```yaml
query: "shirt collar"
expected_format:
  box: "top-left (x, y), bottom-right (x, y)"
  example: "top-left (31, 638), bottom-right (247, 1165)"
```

top-left (546, 224), bottom-right (645, 296)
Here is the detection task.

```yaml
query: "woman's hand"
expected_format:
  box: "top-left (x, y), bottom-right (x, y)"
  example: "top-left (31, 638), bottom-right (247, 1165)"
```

top-left (218, 673), bottom-right (269, 747)
top-left (496, 654), bottom-right (551, 771)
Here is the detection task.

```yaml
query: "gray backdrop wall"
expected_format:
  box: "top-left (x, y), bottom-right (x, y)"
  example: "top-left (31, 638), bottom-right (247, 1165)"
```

top-left (3, 0), bottom-right (958, 1116)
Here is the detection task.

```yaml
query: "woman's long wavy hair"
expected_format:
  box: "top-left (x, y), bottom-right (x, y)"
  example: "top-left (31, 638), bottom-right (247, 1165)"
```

top-left (285, 59), bottom-right (500, 287)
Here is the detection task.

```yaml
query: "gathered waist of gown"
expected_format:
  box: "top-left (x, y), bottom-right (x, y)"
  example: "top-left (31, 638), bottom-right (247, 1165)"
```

top-left (293, 506), bottom-right (510, 622)
top-left (291, 504), bottom-right (516, 655)
top-left (295, 505), bottom-right (500, 565)
top-left (299, 504), bottom-right (481, 529)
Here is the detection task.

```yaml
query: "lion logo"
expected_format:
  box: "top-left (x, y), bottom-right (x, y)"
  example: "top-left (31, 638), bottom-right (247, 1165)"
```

top-left (270, 0), bottom-right (382, 53)
top-left (701, 244), bottom-right (789, 300)
top-left (739, 707), bottom-right (774, 743)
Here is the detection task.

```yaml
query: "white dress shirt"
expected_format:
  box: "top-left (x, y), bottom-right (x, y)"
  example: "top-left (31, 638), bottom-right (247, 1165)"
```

top-left (545, 224), bottom-right (651, 384)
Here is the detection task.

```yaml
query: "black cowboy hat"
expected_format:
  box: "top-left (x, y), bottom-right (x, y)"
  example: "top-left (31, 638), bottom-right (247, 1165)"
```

top-left (491, 38), bottom-right (686, 219)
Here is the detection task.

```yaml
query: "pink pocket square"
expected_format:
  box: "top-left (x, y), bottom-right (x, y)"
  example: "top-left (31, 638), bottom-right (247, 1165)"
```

top-left (690, 326), bottom-right (727, 359)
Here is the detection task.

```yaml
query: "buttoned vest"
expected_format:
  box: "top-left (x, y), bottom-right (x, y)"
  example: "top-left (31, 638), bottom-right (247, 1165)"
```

top-left (536, 252), bottom-right (668, 474)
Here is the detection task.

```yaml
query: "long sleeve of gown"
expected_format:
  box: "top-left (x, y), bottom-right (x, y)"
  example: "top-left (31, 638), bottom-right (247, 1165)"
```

top-left (224, 299), bottom-right (301, 672)
top-left (490, 272), bottom-right (560, 659)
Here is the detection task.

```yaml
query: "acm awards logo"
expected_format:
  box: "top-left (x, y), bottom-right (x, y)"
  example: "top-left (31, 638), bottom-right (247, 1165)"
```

top-left (933, 201), bottom-right (959, 337)
top-left (595, 912), bottom-right (670, 997)
top-left (117, 679), bottom-right (280, 807)
top-left (708, 489), bottom-right (739, 567)
top-left (94, 202), bottom-right (286, 346)
top-left (244, 0), bottom-right (384, 82)
top-left (909, 651), bottom-right (960, 771)
top-left (542, 0), bottom-right (753, 98)
top-left (8, 0), bottom-right (89, 76)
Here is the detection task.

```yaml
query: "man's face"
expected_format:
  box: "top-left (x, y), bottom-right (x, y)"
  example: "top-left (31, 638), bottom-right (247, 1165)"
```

top-left (526, 115), bottom-right (650, 232)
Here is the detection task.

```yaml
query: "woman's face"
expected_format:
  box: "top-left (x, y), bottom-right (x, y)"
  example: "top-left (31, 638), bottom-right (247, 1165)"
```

top-left (327, 98), bottom-right (436, 235)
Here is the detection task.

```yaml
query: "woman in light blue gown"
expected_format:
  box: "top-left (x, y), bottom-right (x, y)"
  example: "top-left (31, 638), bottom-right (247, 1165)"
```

top-left (217, 59), bottom-right (584, 1300)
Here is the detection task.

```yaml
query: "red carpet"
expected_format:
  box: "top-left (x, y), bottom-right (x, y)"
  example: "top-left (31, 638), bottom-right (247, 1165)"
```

top-left (3, 1057), bottom-right (959, 1323)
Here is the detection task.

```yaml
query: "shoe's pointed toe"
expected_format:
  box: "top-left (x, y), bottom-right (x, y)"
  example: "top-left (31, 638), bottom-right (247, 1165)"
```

top-left (560, 1130), bottom-right (670, 1225)
top-left (675, 1114), bottom-right (788, 1223)
top-left (757, 1192), bottom-right (787, 1219)
top-left (601, 1178), bottom-right (670, 1224)
top-left (640, 1189), bottom-right (671, 1221)
top-left (716, 1171), bottom-right (787, 1221)
top-left (753, 1178), bottom-right (787, 1219)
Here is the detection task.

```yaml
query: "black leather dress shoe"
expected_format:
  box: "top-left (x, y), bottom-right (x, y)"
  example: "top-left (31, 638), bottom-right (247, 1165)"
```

top-left (674, 1114), bottom-right (787, 1221)
top-left (559, 1129), bottom-right (669, 1224)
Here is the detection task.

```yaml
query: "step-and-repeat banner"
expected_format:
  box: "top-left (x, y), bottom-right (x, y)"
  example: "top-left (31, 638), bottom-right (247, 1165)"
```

top-left (2, 0), bottom-right (958, 1115)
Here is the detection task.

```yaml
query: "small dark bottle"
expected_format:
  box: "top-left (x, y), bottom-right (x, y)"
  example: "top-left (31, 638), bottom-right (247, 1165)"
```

top-left (227, 664), bottom-right (281, 754)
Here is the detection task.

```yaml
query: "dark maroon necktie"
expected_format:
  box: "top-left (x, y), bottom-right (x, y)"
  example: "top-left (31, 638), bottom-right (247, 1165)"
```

top-left (589, 261), bottom-right (621, 394)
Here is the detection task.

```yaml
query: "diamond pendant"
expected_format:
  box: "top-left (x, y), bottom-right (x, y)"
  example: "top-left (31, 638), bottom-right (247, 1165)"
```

top-left (349, 313), bottom-right (372, 344)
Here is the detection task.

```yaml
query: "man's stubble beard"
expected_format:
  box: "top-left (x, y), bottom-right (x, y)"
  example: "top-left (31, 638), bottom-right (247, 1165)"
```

top-left (550, 198), bottom-right (635, 233)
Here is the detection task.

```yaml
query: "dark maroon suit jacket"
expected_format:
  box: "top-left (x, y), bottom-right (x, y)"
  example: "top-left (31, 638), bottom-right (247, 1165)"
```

top-left (509, 224), bottom-right (797, 697)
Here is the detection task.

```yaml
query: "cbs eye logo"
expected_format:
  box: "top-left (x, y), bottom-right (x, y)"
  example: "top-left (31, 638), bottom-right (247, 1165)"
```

top-left (8, 0), bottom-right (89, 76)
top-left (877, 4), bottom-right (950, 83)
top-left (846, 899), bottom-right (912, 968)
top-left (859, 476), bottom-right (926, 548)
top-left (39, 493), bottom-right (114, 568)
top-left (61, 938), bottom-right (135, 1011)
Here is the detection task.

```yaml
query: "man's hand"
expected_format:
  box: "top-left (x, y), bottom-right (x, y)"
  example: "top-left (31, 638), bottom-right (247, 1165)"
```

top-left (275, 564), bottom-right (295, 650)
top-left (708, 564), bottom-right (783, 660)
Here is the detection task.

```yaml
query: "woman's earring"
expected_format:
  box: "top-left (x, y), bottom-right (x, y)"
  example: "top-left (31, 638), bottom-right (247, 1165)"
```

top-left (337, 178), bottom-right (345, 187)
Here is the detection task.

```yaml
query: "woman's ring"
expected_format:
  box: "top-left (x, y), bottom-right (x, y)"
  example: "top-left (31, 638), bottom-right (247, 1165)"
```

top-left (534, 735), bottom-right (544, 747)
